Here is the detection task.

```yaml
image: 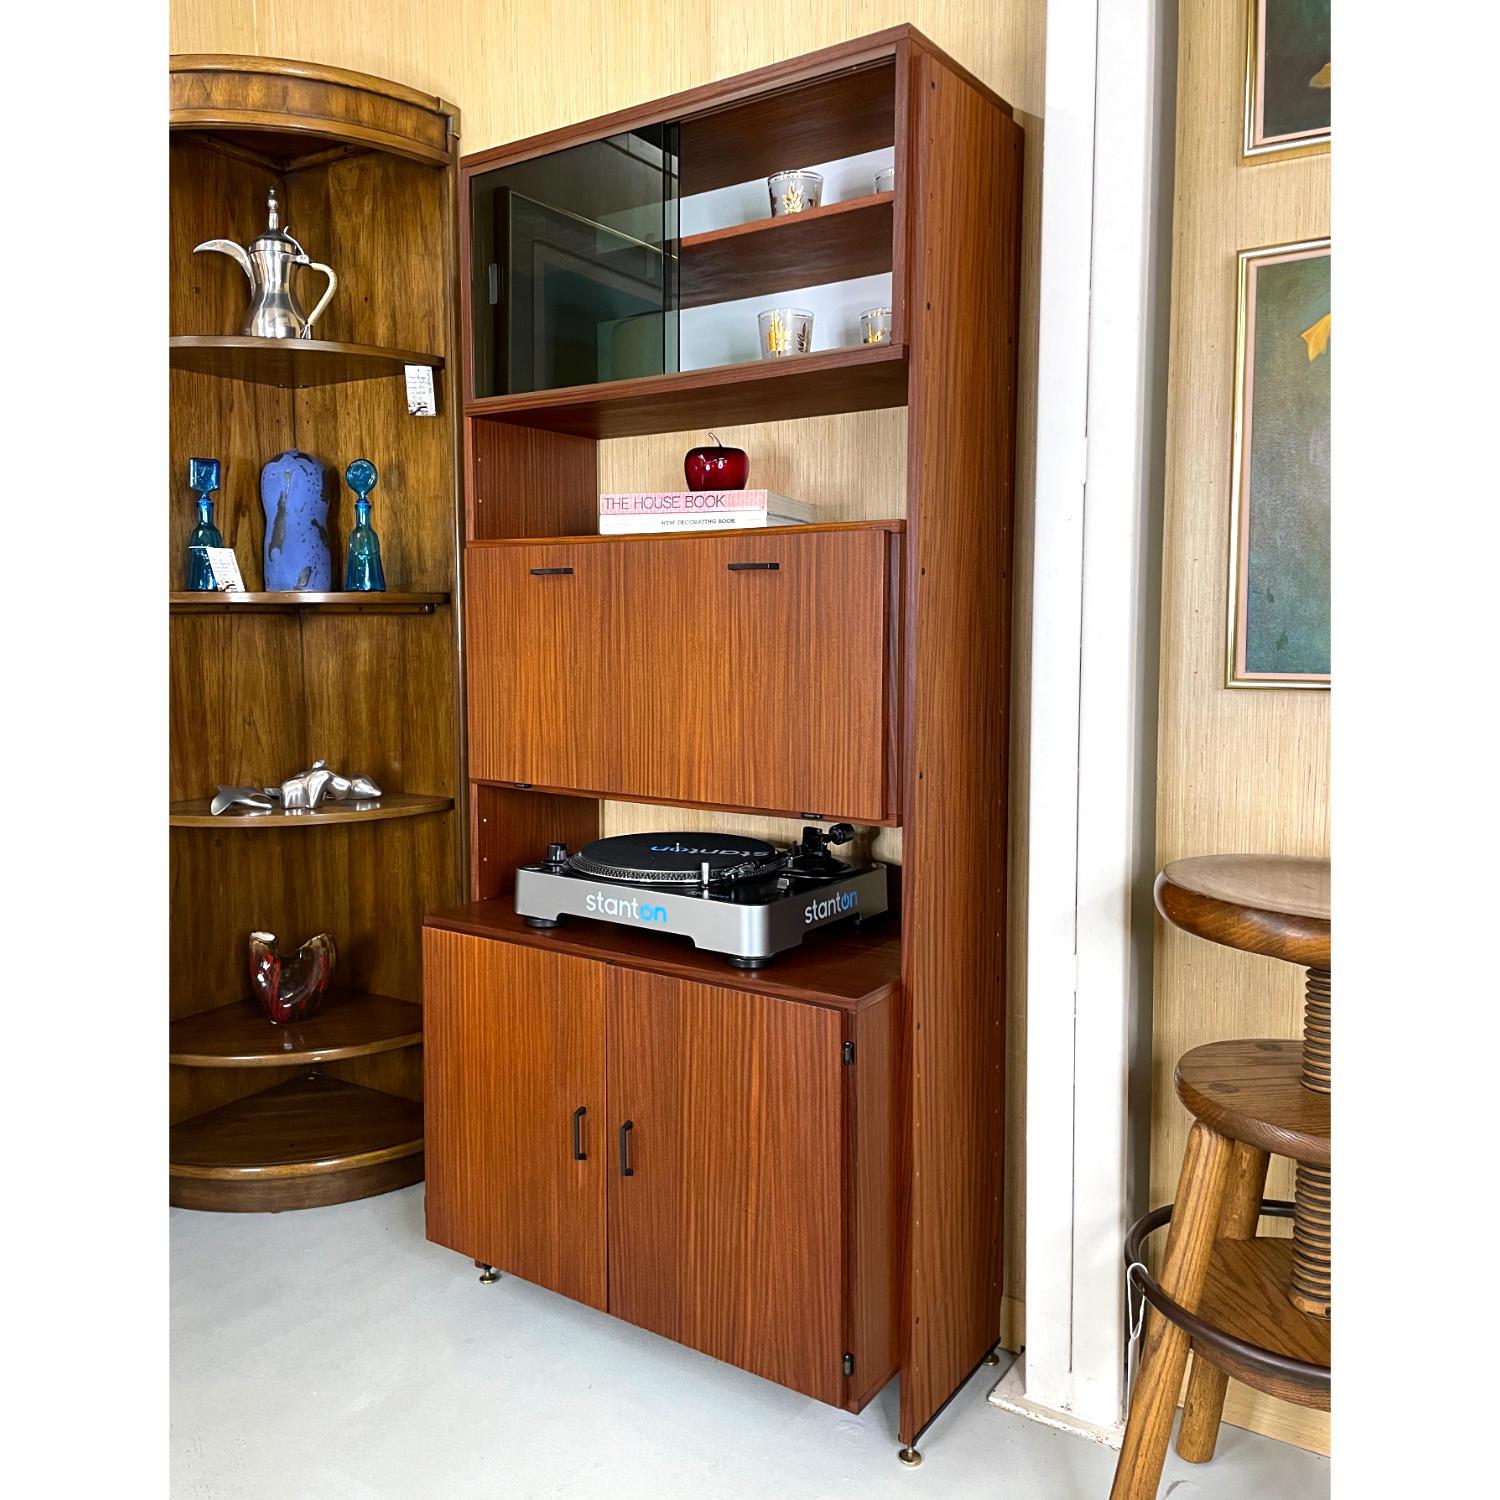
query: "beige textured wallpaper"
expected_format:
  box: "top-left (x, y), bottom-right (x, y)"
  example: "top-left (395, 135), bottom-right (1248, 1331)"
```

top-left (1153, 0), bottom-right (1330, 1454)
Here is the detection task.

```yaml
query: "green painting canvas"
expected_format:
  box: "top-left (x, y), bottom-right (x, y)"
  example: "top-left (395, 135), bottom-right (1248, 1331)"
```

top-left (1236, 246), bottom-right (1330, 683)
top-left (1254, 0), bottom-right (1331, 149)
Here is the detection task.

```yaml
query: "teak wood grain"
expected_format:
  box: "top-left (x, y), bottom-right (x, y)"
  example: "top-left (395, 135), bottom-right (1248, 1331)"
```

top-left (169, 335), bottom-right (444, 387)
top-left (170, 54), bottom-right (456, 166)
top-left (465, 528), bottom-right (901, 823)
top-left (169, 991), bottom-right (423, 1067)
top-left (424, 900), bottom-right (900, 1014)
top-left (605, 968), bottom-right (848, 1406)
top-left (423, 928), bottom-right (608, 1309)
top-left (168, 1073), bottom-right (424, 1211)
top-left (464, 344), bottom-right (909, 439)
top-left (679, 194), bottom-right (895, 309)
top-left (897, 45), bottom-right (1024, 1446)
top-left (168, 56), bottom-right (467, 1209)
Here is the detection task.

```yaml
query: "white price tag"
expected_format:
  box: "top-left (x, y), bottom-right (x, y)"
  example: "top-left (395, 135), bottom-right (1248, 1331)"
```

top-left (203, 547), bottom-right (245, 592)
top-left (404, 364), bottom-right (437, 416)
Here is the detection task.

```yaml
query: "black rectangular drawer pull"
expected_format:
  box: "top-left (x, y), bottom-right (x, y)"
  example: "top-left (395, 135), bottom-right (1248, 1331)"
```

top-left (529, 566), bottom-right (574, 576)
top-left (618, 1119), bottom-right (635, 1177)
top-left (726, 561), bottom-right (779, 572)
top-left (572, 1105), bottom-right (588, 1162)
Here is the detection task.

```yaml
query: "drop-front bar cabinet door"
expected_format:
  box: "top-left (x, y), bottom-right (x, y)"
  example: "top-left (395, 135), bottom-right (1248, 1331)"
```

top-left (464, 526), bottom-right (901, 822)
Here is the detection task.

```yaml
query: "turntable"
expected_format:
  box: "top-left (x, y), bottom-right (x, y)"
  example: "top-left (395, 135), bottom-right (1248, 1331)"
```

top-left (514, 825), bottom-right (888, 967)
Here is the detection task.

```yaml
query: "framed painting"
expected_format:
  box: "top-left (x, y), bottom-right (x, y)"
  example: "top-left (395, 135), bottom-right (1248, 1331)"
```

top-left (1244, 0), bottom-right (1331, 158)
top-left (1226, 240), bottom-right (1330, 689)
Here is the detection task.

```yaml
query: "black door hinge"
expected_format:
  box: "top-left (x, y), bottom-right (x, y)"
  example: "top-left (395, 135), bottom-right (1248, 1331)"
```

top-left (842, 1041), bottom-right (856, 1065)
top-left (842, 1352), bottom-right (855, 1378)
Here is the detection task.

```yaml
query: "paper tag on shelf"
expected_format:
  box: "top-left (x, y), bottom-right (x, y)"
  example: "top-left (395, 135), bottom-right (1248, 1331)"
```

top-left (203, 547), bottom-right (245, 592)
top-left (404, 364), bottom-right (437, 417)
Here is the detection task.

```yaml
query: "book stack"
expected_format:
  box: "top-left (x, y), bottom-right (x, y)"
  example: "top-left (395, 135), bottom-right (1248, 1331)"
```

top-left (598, 489), bottom-right (816, 534)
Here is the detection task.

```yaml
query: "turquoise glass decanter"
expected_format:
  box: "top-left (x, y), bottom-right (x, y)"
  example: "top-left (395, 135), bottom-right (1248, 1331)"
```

top-left (343, 459), bottom-right (387, 591)
top-left (185, 457), bottom-right (223, 591)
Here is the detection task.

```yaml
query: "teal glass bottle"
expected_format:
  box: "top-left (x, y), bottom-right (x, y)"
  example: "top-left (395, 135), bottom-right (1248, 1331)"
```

top-left (185, 457), bottom-right (223, 591)
top-left (343, 459), bottom-right (387, 592)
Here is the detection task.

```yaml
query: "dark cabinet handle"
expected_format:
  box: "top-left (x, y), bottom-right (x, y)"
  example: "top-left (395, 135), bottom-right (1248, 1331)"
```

top-left (572, 1105), bottom-right (588, 1161)
top-left (618, 1119), bottom-right (635, 1177)
top-left (727, 561), bottom-right (779, 572)
top-left (529, 566), bottom-right (574, 576)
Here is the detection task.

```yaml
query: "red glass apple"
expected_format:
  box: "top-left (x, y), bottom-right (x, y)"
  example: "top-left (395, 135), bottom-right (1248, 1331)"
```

top-left (684, 433), bottom-right (749, 490)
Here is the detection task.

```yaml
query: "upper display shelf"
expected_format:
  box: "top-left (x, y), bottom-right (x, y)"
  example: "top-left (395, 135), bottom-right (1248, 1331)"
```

top-left (462, 46), bottom-right (906, 406)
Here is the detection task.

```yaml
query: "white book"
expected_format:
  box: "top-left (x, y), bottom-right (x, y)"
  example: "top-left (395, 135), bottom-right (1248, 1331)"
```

top-left (597, 510), bottom-right (812, 534)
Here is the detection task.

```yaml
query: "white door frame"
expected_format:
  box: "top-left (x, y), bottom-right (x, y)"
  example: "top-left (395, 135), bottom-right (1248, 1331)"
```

top-left (992, 0), bottom-right (1175, 1440)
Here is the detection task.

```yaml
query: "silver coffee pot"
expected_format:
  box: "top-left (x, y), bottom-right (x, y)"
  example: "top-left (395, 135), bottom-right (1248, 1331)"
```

top-left (194, 188), bottom-right (338, 340)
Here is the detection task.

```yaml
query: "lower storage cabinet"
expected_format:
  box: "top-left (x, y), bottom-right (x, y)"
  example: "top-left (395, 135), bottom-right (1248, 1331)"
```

top-left (422, 924), bottom-right (898, 1410)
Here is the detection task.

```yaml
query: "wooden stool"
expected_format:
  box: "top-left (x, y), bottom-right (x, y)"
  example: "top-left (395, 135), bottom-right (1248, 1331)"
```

top-left (1110, 855), bottom-right (1330, 1500)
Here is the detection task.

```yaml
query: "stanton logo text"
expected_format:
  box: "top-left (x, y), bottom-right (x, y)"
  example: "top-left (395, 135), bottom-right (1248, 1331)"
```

top-left (804, 888), bottom-right (859, 925)
top-left (586, 891), bottom-right (668, 924)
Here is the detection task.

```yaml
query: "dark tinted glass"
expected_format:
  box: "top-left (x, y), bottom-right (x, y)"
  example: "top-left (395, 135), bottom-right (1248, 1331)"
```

top-left (470, 125), bottom-right (680, 397)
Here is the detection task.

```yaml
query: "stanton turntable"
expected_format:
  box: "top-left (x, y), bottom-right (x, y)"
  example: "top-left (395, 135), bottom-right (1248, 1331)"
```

top-left (515, 826), bottom-right (888, 967)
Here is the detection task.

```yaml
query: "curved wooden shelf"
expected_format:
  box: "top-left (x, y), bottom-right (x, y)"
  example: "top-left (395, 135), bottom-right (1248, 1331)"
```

top-left (170, 335), bottom-right (445, 389)
top-left (170, 1074), bottom-right (424, 1212)
top-left (170, 591), bottom-right (448, 615)
top-left (1174, 1039), bottom-right (1330, 1166)
top-left (170, 992), bottom-right (423, 1068)
top-left (680, 194), bottom-right (894, 308)
top-left (169, 792), bottom-right (452, 828)
top-left (170, 54), bottom-right (456, 168)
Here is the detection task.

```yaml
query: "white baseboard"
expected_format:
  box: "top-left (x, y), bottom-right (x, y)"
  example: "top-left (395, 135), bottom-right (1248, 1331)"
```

top-left (988, 1356), bottom-right (1126, 1449)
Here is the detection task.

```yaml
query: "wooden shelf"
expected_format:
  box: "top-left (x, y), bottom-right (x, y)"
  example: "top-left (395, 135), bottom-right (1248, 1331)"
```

top-left (170, 1074), bottom-right (424, 1211)
top-left (169, 792), bottom-right (452, 828)
top-left (1198, 1236), bottom-right (1331, 1375)
top-left (680, 194), bottom-right (894, 309)
top-left (170, 335), bottom-right (445, 388)
top-left (170, 992), bottom-right (423, 1068)
top-left (170, 591), bottom-right (448, 615)
top-left (470, 519), bottom-right (905, 549)
top-left (466, 342), bottom-right (908, 439)
top-left (425, 899), bottom-right (901, 1013)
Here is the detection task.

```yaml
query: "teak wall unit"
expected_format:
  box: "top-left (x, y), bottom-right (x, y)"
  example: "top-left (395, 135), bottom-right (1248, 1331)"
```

top-left (422, 28), bottom-right (1022, 1454)
top-left (168, 57), bottom-right (466, 1211)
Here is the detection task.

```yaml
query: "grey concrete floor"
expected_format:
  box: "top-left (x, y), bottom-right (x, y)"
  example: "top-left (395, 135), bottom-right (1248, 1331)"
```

top-left (172, 1185), bottom-right (1330, 1499)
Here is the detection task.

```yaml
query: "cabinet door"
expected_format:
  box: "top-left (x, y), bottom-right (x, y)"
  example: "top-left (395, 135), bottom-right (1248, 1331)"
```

top-left (698, 529), bottom-right (895, 821)
top-left (605, 969), bottom-right (847, 1405)
top-left (423, 928), bottom-right (607, 1309)
top-left (465, 543), bottom-right (625, 792)
top-left (610, 528), bottom-right (895, 819)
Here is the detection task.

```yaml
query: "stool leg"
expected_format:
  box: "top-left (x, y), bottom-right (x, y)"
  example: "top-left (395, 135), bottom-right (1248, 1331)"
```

top-left (1176, 1142), bottom-right (1270, 1463)
top-left (1110, 1123), bottom-right (1233, 1500)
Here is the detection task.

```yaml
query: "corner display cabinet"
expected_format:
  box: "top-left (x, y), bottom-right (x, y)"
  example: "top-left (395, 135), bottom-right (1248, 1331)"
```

top-left (168, 58), bottom-right (466, 1210)
top-left (421, 28), bottom-right (1023, 1460)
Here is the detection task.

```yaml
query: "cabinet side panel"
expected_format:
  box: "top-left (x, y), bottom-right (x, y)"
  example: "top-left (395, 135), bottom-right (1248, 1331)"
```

top-left (849, 991), bottom-right (899, 1410)
top-left (422, 927), bottom-right (607, 1308)
top-left (899, 51), bottom-right (1023, 1444)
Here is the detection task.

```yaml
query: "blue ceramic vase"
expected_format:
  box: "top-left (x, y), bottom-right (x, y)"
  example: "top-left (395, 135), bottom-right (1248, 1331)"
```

top-left (260, 449), bottom-right (331, 591)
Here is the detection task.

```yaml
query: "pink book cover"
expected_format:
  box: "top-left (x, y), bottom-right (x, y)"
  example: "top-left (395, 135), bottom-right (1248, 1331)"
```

top-left (598, 489), bottom-right (780, 515)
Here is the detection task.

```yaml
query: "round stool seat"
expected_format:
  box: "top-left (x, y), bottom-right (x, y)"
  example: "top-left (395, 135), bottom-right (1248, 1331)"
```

top-left (1175, 1039), bottom-right (1329, 1166)
top-left (1156, 855), bottom-right (1329, 967)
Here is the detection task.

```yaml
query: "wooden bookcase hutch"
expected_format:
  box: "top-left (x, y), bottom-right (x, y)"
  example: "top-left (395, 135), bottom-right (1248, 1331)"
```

top-left (421, 27), bottom-right (1023, 1456)
top-left (167, 57), bottom-right (466, 1211)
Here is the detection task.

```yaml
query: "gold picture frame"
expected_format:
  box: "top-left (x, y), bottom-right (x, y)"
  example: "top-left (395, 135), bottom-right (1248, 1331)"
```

top-left (1244, 0), bottom-right (1331, 160)
top-left (1226, 239), bottom-right (1331, 689)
